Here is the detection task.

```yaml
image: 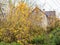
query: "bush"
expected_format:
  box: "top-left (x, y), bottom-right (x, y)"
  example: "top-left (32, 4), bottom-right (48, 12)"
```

top-left (30, 27), bottom-right (60, 45)
top-left (49, 27), bottom-right (60, 45)
top-left (0, 42), bottom-right (21, 45)
top-left (30, 33), bottom-right (56, 45)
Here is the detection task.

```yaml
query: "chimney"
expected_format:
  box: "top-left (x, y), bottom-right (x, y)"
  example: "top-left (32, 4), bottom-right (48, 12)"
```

top-left (43, 9), bottom-right (45, 13)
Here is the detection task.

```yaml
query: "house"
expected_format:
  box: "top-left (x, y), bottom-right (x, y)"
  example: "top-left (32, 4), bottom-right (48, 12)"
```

top-left (29, 7), bottom-right (48, 30)
top-left (45, 11), bottom-right (56, 28)
top-left (0, 0), bottom-right (9, 21)
top-left (0, 3), bottom-right (2, 15)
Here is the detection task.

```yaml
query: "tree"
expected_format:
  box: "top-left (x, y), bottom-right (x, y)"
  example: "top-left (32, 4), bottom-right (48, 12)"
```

top-left (6, 2), bottom-right (31, 44)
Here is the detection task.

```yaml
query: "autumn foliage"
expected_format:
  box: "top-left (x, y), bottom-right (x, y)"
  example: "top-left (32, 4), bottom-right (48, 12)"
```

top-left (0, 2), bottom-right (60, 45)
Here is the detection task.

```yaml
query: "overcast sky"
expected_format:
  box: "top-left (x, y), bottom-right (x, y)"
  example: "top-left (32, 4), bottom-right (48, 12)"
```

top-left (37, 0), bottom-right (60, 12)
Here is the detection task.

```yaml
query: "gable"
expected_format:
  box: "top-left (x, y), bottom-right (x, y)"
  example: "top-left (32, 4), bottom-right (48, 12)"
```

top-left (30, 7), bottom-right (45, 16)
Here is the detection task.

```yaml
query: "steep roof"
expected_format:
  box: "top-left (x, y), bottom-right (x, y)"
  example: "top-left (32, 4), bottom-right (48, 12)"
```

top-left (29, 6), bottom-right (45, 15)
top-left (45, 11), bottom-right (56, 17)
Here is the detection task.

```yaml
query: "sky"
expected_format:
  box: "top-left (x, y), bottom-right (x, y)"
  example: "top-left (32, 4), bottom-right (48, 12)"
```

top-left (37, 0), bottom-right (60, 12)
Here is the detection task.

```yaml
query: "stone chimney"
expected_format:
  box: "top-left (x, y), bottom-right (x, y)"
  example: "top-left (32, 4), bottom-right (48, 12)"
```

top-left (43, 9), bottom-right (45, 13)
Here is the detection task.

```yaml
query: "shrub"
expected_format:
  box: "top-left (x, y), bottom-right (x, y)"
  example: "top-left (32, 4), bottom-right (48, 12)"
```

top-left (0, 42), bottom-right (21, 45)
top-left (49, 27), bottom-right (60, 45)
top-left (29, 33), bottom-right (46, 45)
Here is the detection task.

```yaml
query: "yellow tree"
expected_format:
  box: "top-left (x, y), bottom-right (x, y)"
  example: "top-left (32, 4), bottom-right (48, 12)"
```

top-left (6, 2), bottom-right (31, 44)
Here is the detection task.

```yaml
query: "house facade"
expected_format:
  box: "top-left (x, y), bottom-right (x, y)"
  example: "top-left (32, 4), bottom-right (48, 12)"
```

top-left (29, 7), bottom-right (48, 30)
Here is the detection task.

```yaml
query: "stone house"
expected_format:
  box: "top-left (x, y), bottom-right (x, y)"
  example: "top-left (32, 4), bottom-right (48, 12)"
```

top-left (29, 7), bottom-right (48, 30)
top-left (0, 0), bottom-right (9, 21)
